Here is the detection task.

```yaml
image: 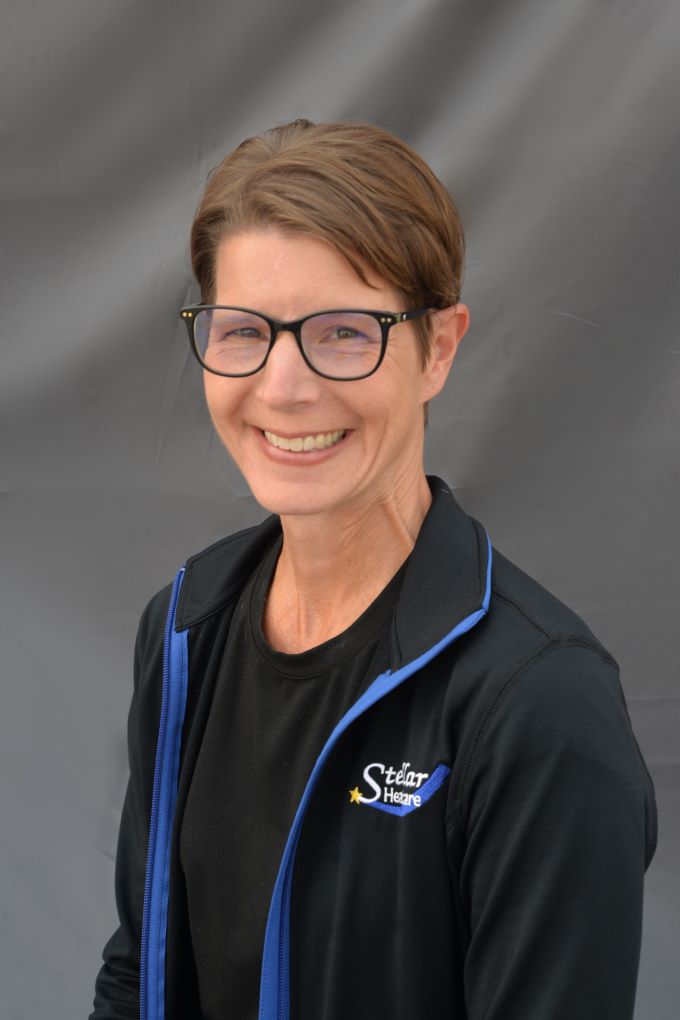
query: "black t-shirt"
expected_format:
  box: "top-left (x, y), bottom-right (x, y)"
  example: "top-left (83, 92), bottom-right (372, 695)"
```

top-left (180, 537), bottom-right (407, 1020)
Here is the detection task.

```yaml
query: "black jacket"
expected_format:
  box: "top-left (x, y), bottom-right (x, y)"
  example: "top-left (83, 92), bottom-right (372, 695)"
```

top-left (91, 478), bottom-right (657, 1019)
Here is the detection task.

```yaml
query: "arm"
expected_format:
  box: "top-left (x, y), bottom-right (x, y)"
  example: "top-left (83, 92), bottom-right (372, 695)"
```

top-left (451, 641), bottom-right (657, 1019)
top-left (90, 587), bottom-right (170, 1020)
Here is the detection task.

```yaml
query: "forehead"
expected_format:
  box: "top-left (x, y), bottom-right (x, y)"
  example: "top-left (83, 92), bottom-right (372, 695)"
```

top-left (213, 229), bottom-right (399, 317)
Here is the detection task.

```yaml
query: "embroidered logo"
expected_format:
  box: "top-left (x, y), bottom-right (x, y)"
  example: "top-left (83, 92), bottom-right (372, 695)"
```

top-left (348, 760), bottom-right (451, 817)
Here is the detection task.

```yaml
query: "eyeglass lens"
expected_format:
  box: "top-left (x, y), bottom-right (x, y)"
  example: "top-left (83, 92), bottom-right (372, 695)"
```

top-left (192, 308), bottom-right (384, 378)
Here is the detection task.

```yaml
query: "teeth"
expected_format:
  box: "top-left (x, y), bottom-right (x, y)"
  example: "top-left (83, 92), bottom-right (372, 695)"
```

top-left (264, 429), bottom-right (346, 452)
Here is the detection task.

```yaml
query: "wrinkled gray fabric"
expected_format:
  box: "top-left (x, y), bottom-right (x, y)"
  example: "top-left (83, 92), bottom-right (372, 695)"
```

top-left (2, 1), bottom-right (678, 1016)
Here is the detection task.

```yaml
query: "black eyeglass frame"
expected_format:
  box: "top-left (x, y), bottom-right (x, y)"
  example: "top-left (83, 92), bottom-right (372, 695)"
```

top-left (179, 304), bottom-right (435, 381)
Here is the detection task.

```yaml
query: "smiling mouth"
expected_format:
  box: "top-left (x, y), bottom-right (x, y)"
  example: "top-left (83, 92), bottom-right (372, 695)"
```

top-left (263, 429), bottom-right (347, 452)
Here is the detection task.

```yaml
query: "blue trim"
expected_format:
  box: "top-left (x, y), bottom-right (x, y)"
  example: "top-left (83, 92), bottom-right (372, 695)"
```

top-left (258, 528), bottom-right (493, 1020)
top-left (140, 568), bottom-right (188, 1020)
top-left (362, 762), bottom-right (451, 816)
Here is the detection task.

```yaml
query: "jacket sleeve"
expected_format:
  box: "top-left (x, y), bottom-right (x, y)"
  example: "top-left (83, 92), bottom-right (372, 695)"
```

top-left (452, 640), bottom-right (657, 1020)
top-left (89, 585), bottom-right (171, 1020)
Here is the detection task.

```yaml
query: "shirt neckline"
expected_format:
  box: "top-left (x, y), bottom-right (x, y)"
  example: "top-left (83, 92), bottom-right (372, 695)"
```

top-left (247, 535), bottom-right (408, 680)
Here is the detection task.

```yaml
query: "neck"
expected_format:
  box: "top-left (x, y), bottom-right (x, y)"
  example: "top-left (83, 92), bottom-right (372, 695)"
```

top-left (263, 472), bottom-right (432, 653)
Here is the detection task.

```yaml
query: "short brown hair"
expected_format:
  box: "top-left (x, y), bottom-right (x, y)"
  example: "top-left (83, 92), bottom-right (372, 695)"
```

top-left (190, 118), bottom-right (465, 368)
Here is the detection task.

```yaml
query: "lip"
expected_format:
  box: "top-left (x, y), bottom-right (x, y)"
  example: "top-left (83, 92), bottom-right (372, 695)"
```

top-left (253, 426), bottom-right (352, 465)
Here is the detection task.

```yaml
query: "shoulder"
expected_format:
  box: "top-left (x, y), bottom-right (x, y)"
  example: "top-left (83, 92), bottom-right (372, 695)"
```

top-left (454, 631), bottom-right (656, 847)
top-left (453, 636), bottom-right (657, 868)
top-left (450, 540), bottom-right (655, 832)
top-left (487, 542), bottom-right (615, 664)
top-left (448, 536), bottom-right (623, 743)
top-left (472, 541), bottom-right (635, 765)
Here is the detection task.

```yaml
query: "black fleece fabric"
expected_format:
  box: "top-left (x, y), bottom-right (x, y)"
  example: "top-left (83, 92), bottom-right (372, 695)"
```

top-left (91, 477), bottom-right (657, 1020)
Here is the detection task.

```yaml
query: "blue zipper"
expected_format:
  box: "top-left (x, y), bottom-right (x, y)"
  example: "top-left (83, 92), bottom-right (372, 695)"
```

top-left (140, 567), bottom-right (188, 1020)
top-left (259, 528), bottom-right (493, 1020)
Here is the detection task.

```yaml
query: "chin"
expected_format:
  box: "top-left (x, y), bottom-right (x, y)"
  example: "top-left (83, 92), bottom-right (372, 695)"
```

top-left (245, 475), bottom-right (347, 519)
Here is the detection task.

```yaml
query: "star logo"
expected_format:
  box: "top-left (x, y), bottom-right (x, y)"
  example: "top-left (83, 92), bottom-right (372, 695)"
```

top-left (349, 786), bottom-right (363, 804)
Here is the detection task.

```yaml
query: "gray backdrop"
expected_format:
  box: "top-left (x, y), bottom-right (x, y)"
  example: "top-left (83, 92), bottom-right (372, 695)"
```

top-left (2, 1), bottom-right (678, 1017)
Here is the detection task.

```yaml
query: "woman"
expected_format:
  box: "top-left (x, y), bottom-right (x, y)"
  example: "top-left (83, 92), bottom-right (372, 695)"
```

top-left (91, 119), bottom-right (657, 1020)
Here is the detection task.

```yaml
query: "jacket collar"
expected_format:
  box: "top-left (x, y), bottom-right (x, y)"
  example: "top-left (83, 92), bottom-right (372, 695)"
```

top-left (175, 475), bottom-right (490, 668)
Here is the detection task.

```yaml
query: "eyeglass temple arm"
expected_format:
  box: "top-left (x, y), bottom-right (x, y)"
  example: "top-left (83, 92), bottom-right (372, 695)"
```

top-left (399, 306), bottom-right (437, 323)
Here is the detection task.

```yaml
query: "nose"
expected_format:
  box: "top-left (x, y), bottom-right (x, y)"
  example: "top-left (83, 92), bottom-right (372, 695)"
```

top-left (255, 329), bottom-right (321, 408)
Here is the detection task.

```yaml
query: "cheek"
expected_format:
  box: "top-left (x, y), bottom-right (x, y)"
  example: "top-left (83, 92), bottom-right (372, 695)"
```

top-left (203, 376), bottom-right (245, 431)
top-left (360, 381), bottom-right (421, 452)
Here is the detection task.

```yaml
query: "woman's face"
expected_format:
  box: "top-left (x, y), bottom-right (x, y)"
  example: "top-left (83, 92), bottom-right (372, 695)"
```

top-left (204, 230), bottom-right (463, 519)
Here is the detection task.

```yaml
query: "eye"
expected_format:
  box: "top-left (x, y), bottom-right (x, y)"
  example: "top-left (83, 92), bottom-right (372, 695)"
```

top-left (303, 312), bottom-right (382, 352)
top-left (211, 319), bottom-right (270, 345)
top-left (330, 325), bottom-right (365, 341)
top-left (226, 326), bottom-right (267, 340)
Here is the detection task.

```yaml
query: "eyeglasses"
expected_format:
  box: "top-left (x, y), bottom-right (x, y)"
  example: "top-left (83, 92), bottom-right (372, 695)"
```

top-left (179, 305), bottom-right (434, 381)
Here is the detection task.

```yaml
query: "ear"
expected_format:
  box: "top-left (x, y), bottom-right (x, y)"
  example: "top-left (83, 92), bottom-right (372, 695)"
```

top-left (419, 304), bottom-right (470, 403)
